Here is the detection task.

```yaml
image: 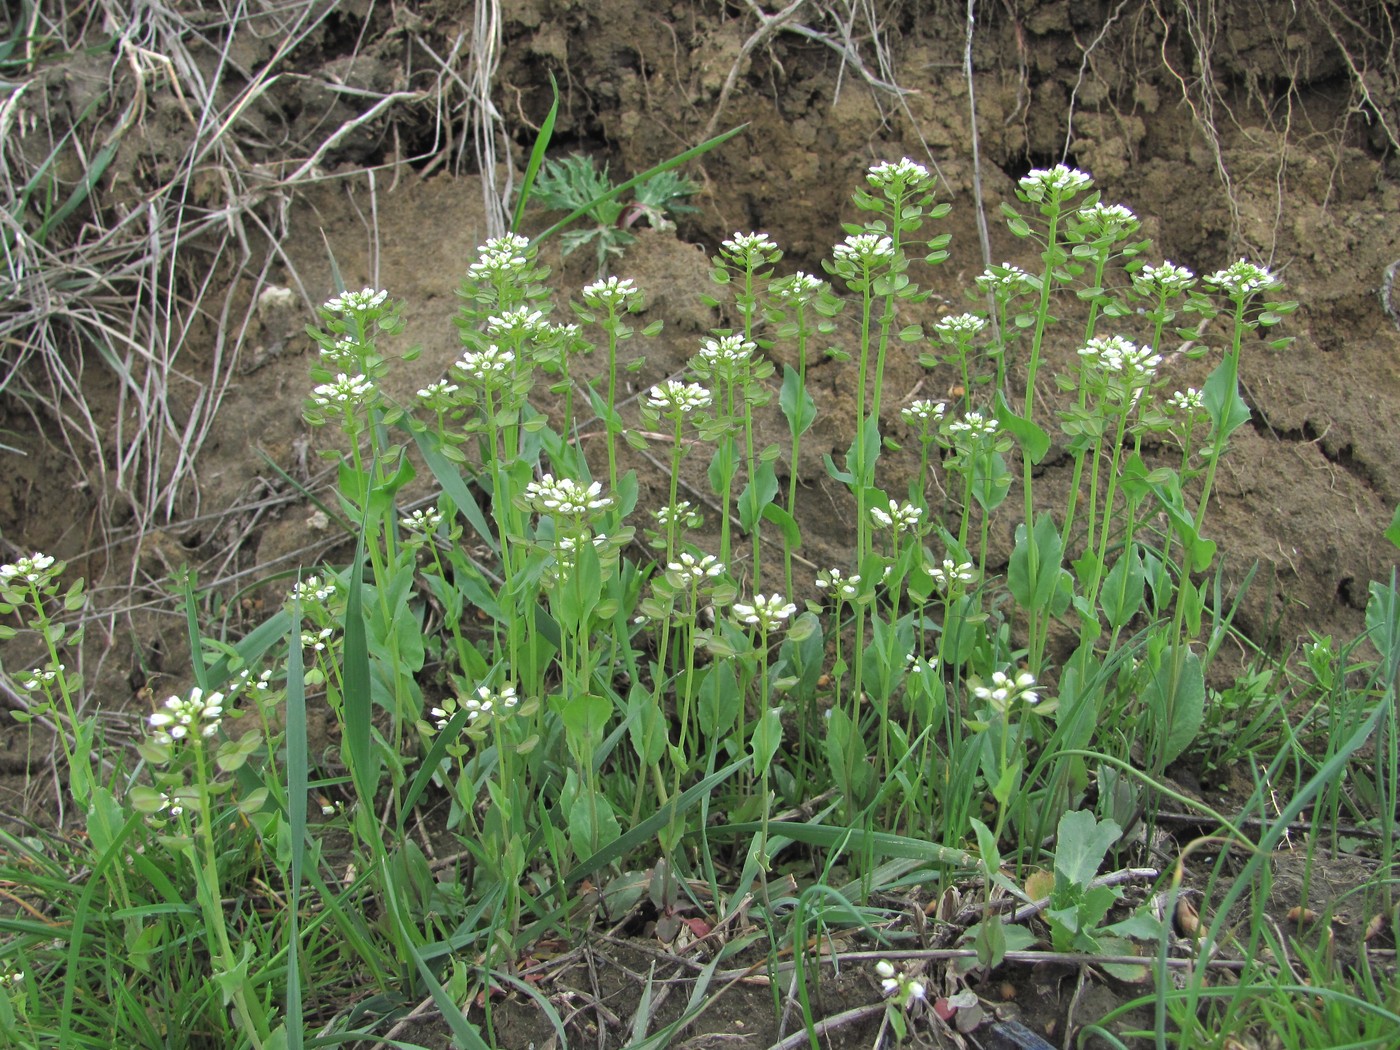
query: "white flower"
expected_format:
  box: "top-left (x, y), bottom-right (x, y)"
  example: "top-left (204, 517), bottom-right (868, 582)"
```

top-left (311, 373), bottom-right (375, 408)
top-left (417, 379), bottom-right (460, 404)
top-left (467, 235), bottom-right (532, 281)
top-left (21, 664), bottom-right (62, 690)
top-left (654, 501), bottom-right (700, 528)
top-left (816, 568), bottom-right (862, 601)
top-left (400, 508), bottom-right (444, 533)
top-left (1169, 388), bottom-right (1204, 412)
top-left (930, 558), bottom-right (977, 591)
top-left (833, 232), bottom-right (895, 266)
top-left (875, 960), bottom-right (896, 979)
top-left (907, 653), bottom-right (940, 674)
top-left (668, 552), bottom-right (726, 582)
top-left (946, 412), bottom-right (998, 440)
top-left (732, 593), bottom-right (797, 631)
top-left (1206, 259), bottom-right (1279, 297)
top-left (323, 288), bottom-right (388, 314)
top-left (302, 628), bottom-right (334, 652)
top-left (581, 275), bottom-right (639, 309)
top-left (870, 500), bottom-right (922, 533)
top-left (1079, 335), bottom-right (1160, 384)
top-left (159, 791), bottom-right (185, 817)
top-left (1134, 261), bottom-right (1196, 297)
top-left (901, 399), bottom-right (946, 427)
top-left (975, 263), bottom-right (1036, 297)
top-left (1076, 202), bottom-right (1139, 236)
top-left (972, 669), bottom-right (1039, 706)
top-left (933, 313), bottom-right (988, 340)
top-left (866, 157), bottom-right (932, 193)
top-left (320, 337), bottom-right (361, 369)
top-left (697, 334), bottom-right (755, 371)
top-left (290, 575), bottom-right (336, 604)
top-left (1019, 163), bottom-right (1093, 202)
top-left (524, 474), bottom-right (613, 517)
top-left (647, 380), bottom-right (712, 414)
top-left (148, 687), bottom-right (225, 746)
top-left (0, 970), bottom-right (23, 988)
top-left (486, 306), bottom-right (548, 338)
top-left (0, 552), bottom-right (57, 587)
top-left (720, 232), bottom-right (780, 264)
top-left (455, 344), bottom-right (515, 382)
top-left (773, 271), bottom-right (824, 304)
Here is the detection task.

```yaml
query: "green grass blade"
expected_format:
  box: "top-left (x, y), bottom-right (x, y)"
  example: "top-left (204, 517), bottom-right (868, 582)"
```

top-left (709, 820), bottom-right (975, 868)
top-left (511, 71), bottom-right (559, 233)
top-left (283, 597), bottom-right (308, 1049)
top-left (342, 516), bottom-right (378, 808)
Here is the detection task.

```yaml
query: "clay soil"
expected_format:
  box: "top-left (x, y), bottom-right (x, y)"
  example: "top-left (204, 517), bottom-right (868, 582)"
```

top-left (1, 1), bottom-right (1399, 1047)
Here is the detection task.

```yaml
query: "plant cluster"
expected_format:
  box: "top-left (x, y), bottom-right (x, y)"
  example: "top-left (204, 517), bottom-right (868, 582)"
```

top-left (2, 159), bottom-right (1398, 1050)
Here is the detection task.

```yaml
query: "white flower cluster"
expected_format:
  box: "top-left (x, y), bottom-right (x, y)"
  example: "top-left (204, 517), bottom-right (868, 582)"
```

top-left (697, 334), bottom-right (755, 371)
top-left (302, 628), bottom-right (335, 652)
top-left (972, 669), bottom-right (1040, 706)
top-left (833, 232), bottom-right (895, 266)
top-left (581, 275), bottom-right (639, 309)
top-left (323, 288), bottom-right (388, 315)
top-left (455, 344), bottom-right (515, 383)
top-left (866, 157), bottom-right (932, 193)
top-left (524, 474), bottom-right (613, 517)
top-left (733, 593), bottom-right (797, 630)
top-left (816, 568), bottom-right (861, 600)
top-left (906, 653), bottom-right (940, 674)
top-left (21, 664), bottom-right (62, 690)
top-left (311, 373), bottom-right (374, 408)
top-left (773, 271), bottom-right (824, 304)
top-left (901, 399), bottom-right (946, 427)
top-left (0, 970), bottom-right (23, 989)
top-left (320, 336), bottom-right (361, 369)
top-left (1134, 261), bottom-right (1196, 297)
top-left (400, 508), bottom-right (444, 533)
top-left (720, 231), bottom-right (780, 265)
top-left (933, 313), bottom-right (988, 340)
top-left (148, 687), bottom-right (225, 745)
top-left (1168, 388), bottom-right (1204, 412)
top-left (654, 501), bottom-right (700, 529)
top-left (647, 380), bottom-right (713, 414)
top-left (467, 234), bottom-right (532, 282)
top-left (486, 306), bottom-right (548, 339)
top-left (1206, 259), bottom-right (1279, 297)
top-left (1078, 335), bottom-right (1161, 381)
top-left (930, 558), bottom-right (977, 592)
top-left (667, 552), bottom-right (726, 583)
top-left (1018, 163), bottom-right (1093, 202)
top-left (0, 552), bottom-right (56, 587)
top-left (870, 499), bottom-right (923, 533)
top-left (875, 960), bottom-right (926, 1008)
top-left (1077, 202), bottom-right (1139, 234)
top-left (417, 379), bottom-right (460, 405)
top-left (946, 412), bottom-right (998, 440)
top-left (290, 575), bottom-right (336, 604)
top-left (430, 684), bottom-right (519, 730)
top-left (975, 263), bottom-right (1036, 297)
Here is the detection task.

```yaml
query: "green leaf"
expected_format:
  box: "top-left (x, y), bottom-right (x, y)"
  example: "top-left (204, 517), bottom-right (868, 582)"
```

top-left (779, 364), bottom-right (817, 438)
top-left (751, 706), bottom-right (783, 777)
top-left (994, 390), bottom-right (1051, 464)
top-left (737, 460), bottom-right (779, 532)
top-left (1008, 512), bottom-right (1064, 613)
top-left (1202, 356), bottom-right (1250, 441)
top-left (1385, 503), bottom-right (1400, 550)
top-left (1099, 545), bottom-right (1146, 630)
top-left (1142, 646), bottom-right (1206, 766)
top-left (761, 502), bottom-right (801, 549)
top-left (1053, 809), bottom-right (1121, 890)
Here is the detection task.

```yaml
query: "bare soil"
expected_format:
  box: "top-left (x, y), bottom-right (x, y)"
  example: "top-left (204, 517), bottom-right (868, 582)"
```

top-left (1, 1), bottom-right (1398, 1046)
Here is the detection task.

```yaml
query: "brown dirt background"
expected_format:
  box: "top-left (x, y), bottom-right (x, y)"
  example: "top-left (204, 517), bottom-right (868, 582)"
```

top-left (1, 0), bottom-right (1398, 1045)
